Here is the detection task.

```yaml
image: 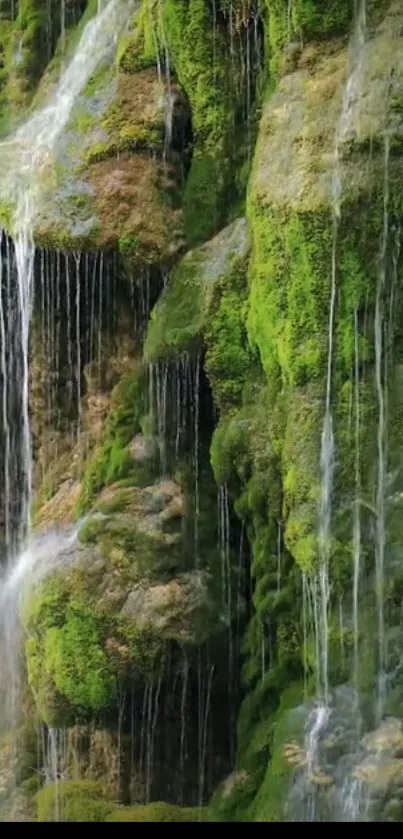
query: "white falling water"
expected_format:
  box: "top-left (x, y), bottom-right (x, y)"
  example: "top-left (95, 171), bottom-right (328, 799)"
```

top-left (0, 0), bottom-right (136, 816)
top-left (317, 0), bottom-right (367, 704)
top-left (0, 233), bottom-right (10, 552)
top-left (0, 0), bottom-right (137, 557)
top-left (295, 2), bottom-right (368, 821)
top-left (374, 136), bottom-right (390, 724)
top-left (352, 307), bottom-right (361, 697)
top-left (0, 526), bottom-right (80, 740)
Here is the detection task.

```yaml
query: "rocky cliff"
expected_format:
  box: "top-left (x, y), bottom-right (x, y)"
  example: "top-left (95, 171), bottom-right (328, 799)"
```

top-left (0, 0), bottom-right (403, 823)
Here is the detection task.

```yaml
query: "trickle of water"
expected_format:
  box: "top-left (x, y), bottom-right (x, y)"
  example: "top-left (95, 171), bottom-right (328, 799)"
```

top-left (74, 252), bottom-right (82, 437)
top-left (287, 0), bottom-right (293, 40)
top-left (317, 0), bottom-right (367, 706)
top-left (0, 232), bottom-right (11, 552)
top-left (0, 2), bottom-right (136, 817)
top-left (374, 136), bottom-right (390, 724)
top-left (194, 354), bottom-right (201, 563)
top-left (353, 307), bottom-right (361, 692)
top-left (60, 0), bottom-right (66, 53)
top-left (179, 652), bottom-right (188, 805)
top-left (0, 526), bottom-right (80, 749)
top-left (218, 484), bottom-right (235, 760)
top-left (276, 519), bottom-right (282, 596)
top-left (14, 214), bottom-right (35, 549)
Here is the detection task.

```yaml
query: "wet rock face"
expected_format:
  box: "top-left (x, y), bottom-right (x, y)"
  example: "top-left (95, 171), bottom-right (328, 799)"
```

top-left (352, 718), bottom-right (403, 820)
top-left (71, 477), bottom-right (221, 644)
top-left (252, 0), bottom-right (403, 216)
top-left (283, 700), bottom-right (403, 822)
top-left (34, 63), bottom-right (189, 266)
top-left (361, 718), bottom-right (403, 758)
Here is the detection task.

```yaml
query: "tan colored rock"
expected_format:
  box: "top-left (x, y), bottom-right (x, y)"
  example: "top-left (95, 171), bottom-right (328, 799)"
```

top-left (35, 479), bottom-right (81, 528)
top-left (252, 1), bottom-right (403, 216)
top-left (222, 770), bottom-right (249, 799)
top-left (353, 757), bottom-right (403, 794)
top-left (96, 479), bottom-right (184, 545)
top-left (362, 717), bottom-right (403, 757)
top-left (120, 570), bottom-right (212, 643)
top-left (128, 434), bottom-right (154, 463)
top-left (284, 741), bottom-right (307, 769)
top-left (309, 770), bottom-right (333, 787)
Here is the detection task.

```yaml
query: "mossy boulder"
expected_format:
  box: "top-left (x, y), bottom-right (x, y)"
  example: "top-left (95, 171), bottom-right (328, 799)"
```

top-left (36, 781), bottom-right (206, 821)
top-left (252, 3), bottom-right (403, 218)
top-left (135, 0), bottom-right (258, 246)
top-left (36, 780), bottom-right (113, 822)
top-left (24, 475), bottom-right (223, 725)
top-left (145, 217), bottom-right (250, 362)
top-left (1, 5), bottom-right (188, 267)
top-left (107, 801), bottom-right (206, 822)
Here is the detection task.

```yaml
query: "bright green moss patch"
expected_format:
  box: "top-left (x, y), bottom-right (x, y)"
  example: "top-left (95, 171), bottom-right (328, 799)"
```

top-left (26, 597), bottom-right (116, 722)
top-left (116, 3), bottom-right (159, 74)
top-left (145, 218), bottom-right (249, 363)
top-left (78, 366), bottom-right (151, 512)
top-left (37, 784), bottom-right (207, 822)
top-left (133, 0), bottom-right (260, 246)
top-left (205, 256), bottom-right (252, 411)
top-left (107, 802), bottom-right (206, 821)
top-left (248, 683), bottom-right (305, 821)
top-left (263, 0), bottom-right (354, 75)
top-left (36, 780), bottom-right (113, 822)
top-left (24, 562), bottom-right (166, 724)
top-left (247, 204), bottom-right (332, 387)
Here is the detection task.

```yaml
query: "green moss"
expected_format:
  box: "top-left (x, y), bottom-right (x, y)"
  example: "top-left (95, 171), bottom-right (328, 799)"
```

top-left (36, 780), bottom-right (113, 822)
top-left (116, 4), bottom-right (159, 74)
top-left (205, 256), bottom-right (252, 411)
top-left (24, 557), bottom-right (167, 724)
top-left (145, 248), bottom-right (205, 361)
top-left (78, 367), bottom-right (150, 512)
top-left (210, 770), bottom-right (260, 822)
top-left (135, 0), bottom-right (259, 246)
top-left (263, 0), bottom-right (354, 75)
top-left (247, 204), bottom-right (332, 386)
top-left (26, 597), bottom-right (116, 721)
top-left (107, 802), bottom-right (206, 821)
top-left (248, 683), bottom-right (305, 821)
top-left (145, 218), bottom-right (249, 363)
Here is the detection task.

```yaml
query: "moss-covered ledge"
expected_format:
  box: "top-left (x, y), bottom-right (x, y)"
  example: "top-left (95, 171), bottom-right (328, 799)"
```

top-left (144, 217), bottom-right (250, 363)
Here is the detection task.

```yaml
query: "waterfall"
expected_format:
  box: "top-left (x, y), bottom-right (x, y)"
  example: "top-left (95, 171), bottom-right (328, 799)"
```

top-left (374, 137), bottom-right (390, 724)
top-left (0, 0), bottom-right (136, 817)
top-left (317, 0), bottom-right (367, 705)
top-left (0, 234), bottom-right (11, 552)
top-left (291, 2), bottom-right (368, 821)
top-left (352, 307), bottom-right (361, 696)
top-left (0, 0), bottom-right (137, 549)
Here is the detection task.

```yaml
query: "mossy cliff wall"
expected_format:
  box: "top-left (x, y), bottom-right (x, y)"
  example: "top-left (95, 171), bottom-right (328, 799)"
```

top-left (2, 0), bottom-right (403, 823)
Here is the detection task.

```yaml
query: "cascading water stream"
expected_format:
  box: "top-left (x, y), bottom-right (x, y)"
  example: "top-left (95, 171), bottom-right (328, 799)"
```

top-left (352, 307), bottom-right (361, 697)
top-left (0, 0), bottom-right (137, 549)
top-left (374, 136), bottom-right (390, 724)
top-left (0, 1), bottom-right (136, 817)
top-left (290, 2), bottom-right (368, 821)
top-left (318, 0), bottom-right (367, 707)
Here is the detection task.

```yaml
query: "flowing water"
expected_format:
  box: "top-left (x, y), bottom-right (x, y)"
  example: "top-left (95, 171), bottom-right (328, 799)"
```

top-left (374, 137), bottom-right (390, 724)
top-left (290, 1), bottom-right (368, 820)
top-left (0, 0), bottom-right (135, 818)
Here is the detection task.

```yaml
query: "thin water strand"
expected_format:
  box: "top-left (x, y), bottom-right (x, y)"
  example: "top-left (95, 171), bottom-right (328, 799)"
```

top-left (353, 307), bottom-right (361, 693)
top-left (374, 136), bottom-right (390, 724)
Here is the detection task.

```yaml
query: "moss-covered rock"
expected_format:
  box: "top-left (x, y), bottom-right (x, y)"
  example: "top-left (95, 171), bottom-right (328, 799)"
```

top-left (107, 801), bottom-right (206, 821)
top-left (36, 780), bottom-right (114, 822)
top-left (134, 0), bottom-right (262, 245)
top-left (36, 781), bottom-right (206, 822)
top-left (145, 218), bottom-right (249, 362)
